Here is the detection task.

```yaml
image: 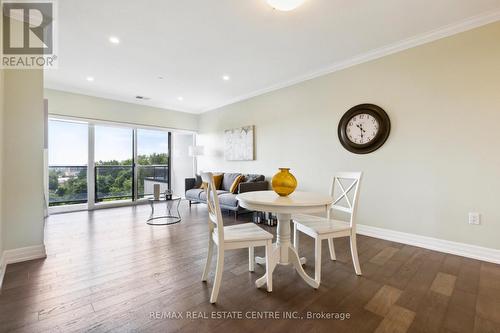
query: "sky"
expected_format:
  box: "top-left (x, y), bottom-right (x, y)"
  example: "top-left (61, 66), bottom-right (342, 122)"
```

top-left (48, 120), bottom-right (169, 166)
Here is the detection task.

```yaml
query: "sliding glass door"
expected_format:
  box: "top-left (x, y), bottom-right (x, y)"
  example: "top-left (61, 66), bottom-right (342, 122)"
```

top-left (48, 120), bottom-right (88, 206)
top-left (48, 118), bottom-right (173, 208)
top-left (94, 125), bottom-right (134, 202)
top-left (136, 129), bottom-right (170, 199)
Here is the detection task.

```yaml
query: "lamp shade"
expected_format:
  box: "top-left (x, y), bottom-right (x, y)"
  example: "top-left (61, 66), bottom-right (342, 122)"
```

top-left (188, 145), bottom-right (204, 157)
top-left (267, 0), bottom-right (306, 11)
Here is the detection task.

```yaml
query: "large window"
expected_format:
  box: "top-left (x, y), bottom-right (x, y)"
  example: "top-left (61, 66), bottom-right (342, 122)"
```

top-left (137, 129), bottom-right (170, 199)
top-left (95, 125), bottom-right (134, 202)
top-left (48, 118), bottom-right (172, 208)
top-left (48, 120), bottom-right (88, 206)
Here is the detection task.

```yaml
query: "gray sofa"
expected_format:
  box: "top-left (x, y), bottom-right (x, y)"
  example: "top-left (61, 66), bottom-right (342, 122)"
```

top-left (185, 173), bottom-right (268, 216)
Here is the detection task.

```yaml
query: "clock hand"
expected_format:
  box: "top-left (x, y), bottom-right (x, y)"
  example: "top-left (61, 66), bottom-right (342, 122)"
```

top-left (356, 124), bottom-right (366, 133)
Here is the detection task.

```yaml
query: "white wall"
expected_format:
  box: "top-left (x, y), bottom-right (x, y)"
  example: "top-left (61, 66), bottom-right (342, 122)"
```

top-left (198, 22), bottom-right (500, 250)
top-left (2, 69), bottom-right (45, 251)
top-left (44, 89), bottom-right (198, 131)
top-left (171, 133), bottom-right (195, 196)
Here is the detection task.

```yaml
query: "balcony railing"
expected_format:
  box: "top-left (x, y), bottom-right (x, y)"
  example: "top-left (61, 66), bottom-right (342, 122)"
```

top-left (49, 164), bottom-right (169, 205)
top-left (137, 165), bottom-right (169, 198)
top-left (95, 164), bottom-right (169, 201)
top-left (95, 165), bottom-right (133, 202)
top-left (48, 165), bottom-right (88, 206)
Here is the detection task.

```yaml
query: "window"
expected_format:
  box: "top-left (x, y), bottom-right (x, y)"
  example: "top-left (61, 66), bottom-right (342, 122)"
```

top-left (95, 125), bottom-right (134, 202)
top-left (47, 118), bottom-right (178, 209)
top-left (48, 119), bottom-right (88, 206)
top-left (137, 129), bottom-right (170, 198)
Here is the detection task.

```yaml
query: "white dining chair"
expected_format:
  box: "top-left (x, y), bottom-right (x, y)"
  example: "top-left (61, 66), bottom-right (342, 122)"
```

top-left (200, 172), bottom-right (274, 303)
top-left (292, 172), bottom-right (363, 287)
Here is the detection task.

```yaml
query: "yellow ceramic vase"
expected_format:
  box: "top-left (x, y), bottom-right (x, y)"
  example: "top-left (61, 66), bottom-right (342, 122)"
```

top-left (272, 168), bottom-right (297, 197)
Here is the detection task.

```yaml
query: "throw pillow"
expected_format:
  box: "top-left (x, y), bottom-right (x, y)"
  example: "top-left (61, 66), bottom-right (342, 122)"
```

top-left (213, 174), bottom-right (223, 190)
top-left (229, 175), bottom-right (244, 194)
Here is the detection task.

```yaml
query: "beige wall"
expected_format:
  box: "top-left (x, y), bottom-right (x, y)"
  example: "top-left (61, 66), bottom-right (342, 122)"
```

top-left (0, 68), bottom-right (4, 256)
top-left (44, 89), bottom-right (198, 131)
top-left (2, 69), bottom-right (45, 250)
top-left (198, 22), bottom-right (500, 250)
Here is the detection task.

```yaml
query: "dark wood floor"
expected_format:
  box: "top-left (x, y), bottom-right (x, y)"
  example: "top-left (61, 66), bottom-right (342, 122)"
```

top-left (0, 202), bottom-right (499, 333)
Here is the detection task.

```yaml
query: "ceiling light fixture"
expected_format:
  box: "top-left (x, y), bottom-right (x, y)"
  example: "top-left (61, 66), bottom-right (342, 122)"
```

top-left (86, 76), bottom-right (94, 82)
top-left (222, 75), bottom-right (230, 81)
top-left (267, 0), bottom-right (305, 11)
top-left (109, 36), bottom-right (120, 44)
top-left (177, 96), bottom-right (184, 101)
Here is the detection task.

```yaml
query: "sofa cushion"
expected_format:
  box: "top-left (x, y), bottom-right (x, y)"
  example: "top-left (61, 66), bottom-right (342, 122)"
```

top-left (199, 190), bottom-right (229, 202)
top-left (229, 175), bottom-right (244, 193)
top-left (243, 174), bottom-right (265, 183)
top-left (221, 173), bottom-right (242, 191)
top-left (186, 189), bottom-right (204, 200)
top-left (195, 174), bottom-right (202, 187)
top-left (218, 193), bottom-right (238, 208)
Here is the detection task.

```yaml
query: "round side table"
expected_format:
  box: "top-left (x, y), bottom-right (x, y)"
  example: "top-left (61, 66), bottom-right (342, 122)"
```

top-left (147, 196), bottom-right (182, 225)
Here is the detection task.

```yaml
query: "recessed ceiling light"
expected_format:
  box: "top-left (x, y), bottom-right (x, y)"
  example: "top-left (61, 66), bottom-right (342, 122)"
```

top-left (136, 95), bottom-right (150, 100)
top-left (109, 36), bottom-right (120, 44)
top-left (86, 76), bottom-right (94, 82)
top-left (267, 0), bottom-right (306, 11)
top-left (177, 96), bottom-right (184, 101)
top-left (222, 75), bottom-right (231, 81)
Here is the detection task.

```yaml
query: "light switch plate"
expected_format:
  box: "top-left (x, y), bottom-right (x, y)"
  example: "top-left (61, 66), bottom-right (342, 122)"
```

top-left (468, 212), bottom-right (481, 225)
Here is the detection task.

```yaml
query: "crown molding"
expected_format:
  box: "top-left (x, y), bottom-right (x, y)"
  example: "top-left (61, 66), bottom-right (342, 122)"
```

top-left (202, 9), bottom-right (500, 113)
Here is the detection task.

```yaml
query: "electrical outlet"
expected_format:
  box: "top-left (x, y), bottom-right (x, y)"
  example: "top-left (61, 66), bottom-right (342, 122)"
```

top-left (468, 212), bottom-right (481, 225)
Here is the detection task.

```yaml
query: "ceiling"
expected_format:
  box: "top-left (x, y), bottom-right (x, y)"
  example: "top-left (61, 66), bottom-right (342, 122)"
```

top-left (44, 0), bottom-right (500, 114)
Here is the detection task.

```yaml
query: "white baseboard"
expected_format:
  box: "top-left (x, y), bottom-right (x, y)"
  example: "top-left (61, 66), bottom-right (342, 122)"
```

top-left (0, 244), bottom-right (47, 290)
top-left (0, 252), bottom-right (6, 290)
top-left (3, 244), bottom-right (47, 265)
top-left (357, 224), bottom-right (500, 264)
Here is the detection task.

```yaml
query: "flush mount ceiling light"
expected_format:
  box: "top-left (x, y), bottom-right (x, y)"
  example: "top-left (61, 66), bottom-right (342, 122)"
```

top-left (177, 96), bottom-right (184, 101)
top-left (267, 0), bottom-right (306, 11)
top-left (109, 36), bottom-right (120, 44)
top-left (86, 76), bottom-right (94, 82)
top-left (222, 75), bottom-right (230, 81)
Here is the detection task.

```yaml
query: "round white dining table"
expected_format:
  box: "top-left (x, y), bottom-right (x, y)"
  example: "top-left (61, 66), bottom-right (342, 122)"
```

top-left (236, 190), bottom-right (333, 289)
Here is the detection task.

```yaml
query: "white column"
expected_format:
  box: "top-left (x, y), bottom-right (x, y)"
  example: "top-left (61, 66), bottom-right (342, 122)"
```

top-left (87, 124), bottom-right (95, 210)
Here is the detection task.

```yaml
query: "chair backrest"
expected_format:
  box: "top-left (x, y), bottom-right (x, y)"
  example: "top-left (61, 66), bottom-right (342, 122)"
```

top-left (201, 172), bottom-right (224, 241)
top-left (328, 172), bottom-right (363, 228)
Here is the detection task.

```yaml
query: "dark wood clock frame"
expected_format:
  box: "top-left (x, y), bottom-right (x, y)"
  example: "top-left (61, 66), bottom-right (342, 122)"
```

top-left (338, 104), bottom-right (391, 154)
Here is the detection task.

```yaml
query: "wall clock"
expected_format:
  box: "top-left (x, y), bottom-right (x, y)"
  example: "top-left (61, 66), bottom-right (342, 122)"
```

top-left (338, 104), bottom-right (391, 154)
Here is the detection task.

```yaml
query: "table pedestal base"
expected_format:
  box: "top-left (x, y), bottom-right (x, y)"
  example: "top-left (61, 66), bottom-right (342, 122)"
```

top-left (255, 213), bottom-right (319, 289)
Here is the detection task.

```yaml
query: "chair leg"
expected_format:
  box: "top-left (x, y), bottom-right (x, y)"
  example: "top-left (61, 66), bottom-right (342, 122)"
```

top-left (314, 238), bottom-right (322, 287)
top-left (350, 233), bottom-right (362, 276)
top-left (201, 237), bottom-right (214, 282)
top-left (210, 247), bottom-right (225, 303)
top-left (293, 222), bottom-right (299, 250)
top-left (328, 238), bottom-right (336, 261)
top-left (189, 200), bottom-right (192, 207)
top-left (248, 246), bottom-right (255, 272)
top-left (265, 240), bottom-right (273, 292)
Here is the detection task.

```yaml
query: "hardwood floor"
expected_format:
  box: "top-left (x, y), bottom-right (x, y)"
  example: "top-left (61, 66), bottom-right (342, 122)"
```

top-left (0, 202), bottom-right (499, 333)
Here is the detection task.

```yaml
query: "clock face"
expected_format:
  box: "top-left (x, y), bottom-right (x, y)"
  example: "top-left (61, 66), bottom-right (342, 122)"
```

top-left (346, 113), bottom-right (379, 145)
top-left (338, 104), bottom-right (391, 154)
